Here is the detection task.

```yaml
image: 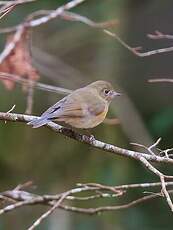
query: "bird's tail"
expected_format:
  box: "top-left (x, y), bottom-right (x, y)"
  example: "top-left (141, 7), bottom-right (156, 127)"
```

top-left (27, 117), bottom-right (49, 128)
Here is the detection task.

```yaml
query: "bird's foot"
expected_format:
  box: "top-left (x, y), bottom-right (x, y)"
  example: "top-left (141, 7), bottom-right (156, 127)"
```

top-left (84, 129), bottom-right (95, 142)
top-left (88, 134), bottom-right (95, 142)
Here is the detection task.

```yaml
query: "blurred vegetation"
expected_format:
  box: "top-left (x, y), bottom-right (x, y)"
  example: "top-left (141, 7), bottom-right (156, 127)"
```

top-left (0, 0), bottom-right (173, 229)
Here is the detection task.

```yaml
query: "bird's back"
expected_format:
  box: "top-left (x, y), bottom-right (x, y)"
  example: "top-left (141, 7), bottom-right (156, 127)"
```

top-left (28, 84), bottom-right (108, 129)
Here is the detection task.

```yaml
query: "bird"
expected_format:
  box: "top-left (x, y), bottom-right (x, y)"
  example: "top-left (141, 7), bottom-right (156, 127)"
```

top-left (28, 80), bottom-right (121, 129)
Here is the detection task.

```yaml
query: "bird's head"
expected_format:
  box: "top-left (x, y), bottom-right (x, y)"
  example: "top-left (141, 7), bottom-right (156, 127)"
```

top-left (87, 80), bottom-right (121, 102)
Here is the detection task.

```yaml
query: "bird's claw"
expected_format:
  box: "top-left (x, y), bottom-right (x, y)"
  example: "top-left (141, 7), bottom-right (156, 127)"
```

top-left (89, 134), bottom-right (95, 142)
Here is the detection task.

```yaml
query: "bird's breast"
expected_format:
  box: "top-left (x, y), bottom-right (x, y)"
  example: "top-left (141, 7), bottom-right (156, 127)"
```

top-left (67, 104), bottom-right (108, 129)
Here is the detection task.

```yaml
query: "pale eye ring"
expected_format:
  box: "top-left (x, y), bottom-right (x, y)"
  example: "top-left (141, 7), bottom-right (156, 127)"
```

top-left (104, 89), bottom-right (110, 95)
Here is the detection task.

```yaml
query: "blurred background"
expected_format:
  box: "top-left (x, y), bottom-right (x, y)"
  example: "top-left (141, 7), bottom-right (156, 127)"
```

top-left (0, 0), bottom-right (173, 229)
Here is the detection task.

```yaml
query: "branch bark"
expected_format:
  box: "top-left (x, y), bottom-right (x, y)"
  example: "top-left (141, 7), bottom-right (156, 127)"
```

top-left (0, 111), bottom-right (172, 164)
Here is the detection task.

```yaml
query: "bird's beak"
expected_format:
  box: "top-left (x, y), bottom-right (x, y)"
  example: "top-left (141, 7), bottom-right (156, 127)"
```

top-left (108, 90), bottom-right (121, 100)
top-left (112, 91), bottom-right (121, 97)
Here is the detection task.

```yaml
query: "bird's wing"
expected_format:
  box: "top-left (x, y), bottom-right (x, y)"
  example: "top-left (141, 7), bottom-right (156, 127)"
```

top-left (41, 89), bottom-right (106, 120)
top-left (41, 97), bottom-right (68, 118)
top-left (40, 93), bottom-right (84, 120)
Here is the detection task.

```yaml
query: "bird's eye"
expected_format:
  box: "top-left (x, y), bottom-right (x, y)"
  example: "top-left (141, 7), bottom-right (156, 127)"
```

top-left (104, 89), bottom-right (110, 95)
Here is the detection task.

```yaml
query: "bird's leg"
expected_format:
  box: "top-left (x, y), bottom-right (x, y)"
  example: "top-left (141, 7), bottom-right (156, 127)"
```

top-left (59, 126), bottom-right (95, 142)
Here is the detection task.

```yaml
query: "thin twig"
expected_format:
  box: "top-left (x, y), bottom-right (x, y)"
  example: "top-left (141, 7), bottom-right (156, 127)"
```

top-left (131, 138), bottom-right (161, 156)
top-left (0, 0), bottom-right (36, 5)
top-left (0, 25), bottom-right (25, 64)
top-left (27, 191), bottom-right (70, 230)
top-left (26, 0), bottom-right (86, 27)
top-left (159, 148), bottom-right (173, 158)
top-left (103, 29), bottom-right (173, 57)
top-left (25, 83), bottom-right (34, 115)
top-left (0, 72), bottom-right (72, 94)
top-left (6, 104), bottom-right (16, 113)
top-left (149, 78), bottom-right (173, 83)
top-left (160, 176), bottom-right (173, 212)
top-left (139, 156), bottom-right (173, 211)
top-left (147, 30), bottom-right (173, 40)
top-left (148, 137), bottom-right (161, 156)
top-left (0, 4), bottom-right (15, 20)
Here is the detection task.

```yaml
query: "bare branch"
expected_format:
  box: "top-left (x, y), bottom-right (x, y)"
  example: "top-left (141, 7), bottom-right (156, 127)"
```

top-left (131, 138), bottom-right (161, 156)
top-left (0, 0), bottom-right (36, 5)
top-left (25, 83), bottom-right (34, 114)
top-left (139, 157), bottom-right (173, 211)
top-left (129, 134), bottom-right (173, 211)
top-left (130, 139), bottom-right (173, 211)
top-left (25, 0), bottom-right (87, 27)
top-left (0, 111), bottom-right (173, 164)
top-left (159, 148), bottom-right (173, 158)
top-left (0, 182), bottom-right (173, 217)
top-left (1, 0), bottom-right (173, 59)
top-left (103, 29), bottom-right (142, 55)
top-left (0, 0), bottom-right (118, 69)
top-left (103, 29), bottom-right (173, 57)
top-left (27, 191), bottom-right (71, 230)
top-left (147, 30), bottom-right (173, 40)
top-left (0, 25), bottom-right (25, 64)
top-left (0, 4), bottom-right (15, 20)
top-left (0, 72), bottom-right (72, 95)
top-left (160, 176), bottom-right (173, 212)
top-left (149, 78), bottom-right (173, 83)
top-left (6, 104), bottom-right (16, 113)
top-left (0, 0), bottom-right (37, 21)
top-left (103, 117), bottom-right (120, 125)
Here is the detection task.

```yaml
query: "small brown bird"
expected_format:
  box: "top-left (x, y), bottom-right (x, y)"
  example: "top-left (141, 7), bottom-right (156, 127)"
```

top-left (28, 80), bottom-right (121, 129)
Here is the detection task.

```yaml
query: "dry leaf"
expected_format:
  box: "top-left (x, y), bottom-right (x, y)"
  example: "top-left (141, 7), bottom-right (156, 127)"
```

top-left (0, 29), bottom-right (39, 90)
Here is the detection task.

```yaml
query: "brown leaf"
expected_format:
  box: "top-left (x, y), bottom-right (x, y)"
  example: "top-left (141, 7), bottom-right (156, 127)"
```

top-left (0, 29), bottom-right (40, 91)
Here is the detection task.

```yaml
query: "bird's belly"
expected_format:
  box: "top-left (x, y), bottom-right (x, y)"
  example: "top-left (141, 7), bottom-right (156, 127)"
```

top-left (67, 109), bottom-right (107, 129)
